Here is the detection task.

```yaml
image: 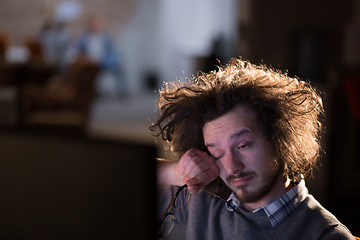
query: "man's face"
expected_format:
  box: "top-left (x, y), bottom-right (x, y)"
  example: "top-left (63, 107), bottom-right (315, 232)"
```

top-left (203, 105), bottom-right (285, 207)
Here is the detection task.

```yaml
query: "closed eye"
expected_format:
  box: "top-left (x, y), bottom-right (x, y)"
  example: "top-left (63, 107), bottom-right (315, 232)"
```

top-left (237, 142), bottom-right (250, 150)
top-left (212, 154), bottom-right (224, 161)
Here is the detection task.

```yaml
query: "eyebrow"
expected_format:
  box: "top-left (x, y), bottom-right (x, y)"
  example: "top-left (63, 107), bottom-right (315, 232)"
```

top-left (205, 129), bottom-right (253, 148)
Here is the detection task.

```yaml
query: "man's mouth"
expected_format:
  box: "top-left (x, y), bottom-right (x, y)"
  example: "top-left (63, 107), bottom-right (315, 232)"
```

top-left (231, 175), bottom-right (253, 186)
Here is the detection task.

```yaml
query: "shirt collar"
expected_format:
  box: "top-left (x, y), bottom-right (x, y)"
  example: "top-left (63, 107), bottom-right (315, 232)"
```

top-left (226, 179), bottom-right (308, 227)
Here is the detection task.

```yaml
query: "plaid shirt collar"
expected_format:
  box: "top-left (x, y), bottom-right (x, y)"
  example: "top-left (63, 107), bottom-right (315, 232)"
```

top-left (226, 179), bottom-right (308, 227)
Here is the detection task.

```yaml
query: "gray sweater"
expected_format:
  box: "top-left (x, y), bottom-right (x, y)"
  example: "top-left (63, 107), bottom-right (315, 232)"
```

top-left (159, 185), bottom-right (354, 240)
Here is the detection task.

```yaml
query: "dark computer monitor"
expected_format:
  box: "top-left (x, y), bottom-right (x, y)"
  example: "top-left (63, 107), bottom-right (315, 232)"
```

top-left (0, 130), bottom-right (157, 239)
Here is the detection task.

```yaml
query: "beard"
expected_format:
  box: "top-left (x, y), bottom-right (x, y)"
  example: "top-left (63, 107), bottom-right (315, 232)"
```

top-left (226, 165), bottom-right (282, 203)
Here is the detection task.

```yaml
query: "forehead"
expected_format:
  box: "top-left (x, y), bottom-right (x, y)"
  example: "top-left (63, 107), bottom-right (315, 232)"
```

top-left (203, 105), bottom-right (258, 140)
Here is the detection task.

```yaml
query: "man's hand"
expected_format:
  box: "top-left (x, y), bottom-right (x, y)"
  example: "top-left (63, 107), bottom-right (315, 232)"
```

top-left (176, 148), bottom-right (220, 194)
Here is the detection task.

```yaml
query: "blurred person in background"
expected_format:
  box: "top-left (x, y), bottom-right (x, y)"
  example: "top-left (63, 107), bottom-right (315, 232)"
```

top-left (75, 15), bottom-right (127, 97)
top-left (39, 19), bottom-right (70, 68)
top-left (150, 58), bottom-right (354, 239)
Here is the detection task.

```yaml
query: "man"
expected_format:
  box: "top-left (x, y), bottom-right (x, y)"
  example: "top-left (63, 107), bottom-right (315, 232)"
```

top-left (150, 58), bottom-right (354, 239)
top-left (76, 15), bottom-right (127, 96)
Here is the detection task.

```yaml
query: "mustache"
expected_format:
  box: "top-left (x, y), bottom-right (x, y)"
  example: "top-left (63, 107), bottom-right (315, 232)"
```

top-left (226, 171), bottom-right (255, 182)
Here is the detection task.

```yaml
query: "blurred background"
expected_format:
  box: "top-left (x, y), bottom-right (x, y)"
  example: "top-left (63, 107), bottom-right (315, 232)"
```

top-left (0, 0), bottom-right (359, 238)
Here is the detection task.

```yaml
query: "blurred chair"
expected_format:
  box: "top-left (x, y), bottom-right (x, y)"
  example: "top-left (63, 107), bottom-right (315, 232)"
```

top-left (0, 32), bottom-right (9, 61)
top-left (23, 62), bottom-right (57, 86)
top-left (0, 31), bottom-right (9, 61)
top-left (0, 62), bottom-right (25, 86)
top-left (0, 62), bottom-right (25, 126)
top-left (20, 57), bottom-right (99, 131)
top-left (24, 36), bottom-right (44, 63)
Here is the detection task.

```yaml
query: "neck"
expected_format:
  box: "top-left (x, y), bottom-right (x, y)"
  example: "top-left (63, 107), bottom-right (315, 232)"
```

top-left (242, 175), bottom-right (292, 212)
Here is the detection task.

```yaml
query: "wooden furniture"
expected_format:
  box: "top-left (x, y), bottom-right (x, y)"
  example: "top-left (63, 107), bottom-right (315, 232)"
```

top-left (20, 58), bottom-right (99, 131)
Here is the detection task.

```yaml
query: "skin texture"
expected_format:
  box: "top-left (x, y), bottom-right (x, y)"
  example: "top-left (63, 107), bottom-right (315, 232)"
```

top-left (176, 105), bottom-right (291, 211)
top-left (176, 148), bottom-right (220, 194)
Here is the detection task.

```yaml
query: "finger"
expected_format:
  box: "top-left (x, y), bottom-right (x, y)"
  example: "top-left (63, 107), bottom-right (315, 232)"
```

top-left (178, 149), bottom-right (196, 170)
top-left (183, 151), bottom-right (216, 183)
top-left (184, 157), bottom-right (211, 180)
top-left (183, 155), bottom-right (205, 178)
top-left (186, 166), bottom-right (220, 186)
top-left (187, 184), bottom-right (201, 195)
top-left (177, 149), bottom-right (201, 176)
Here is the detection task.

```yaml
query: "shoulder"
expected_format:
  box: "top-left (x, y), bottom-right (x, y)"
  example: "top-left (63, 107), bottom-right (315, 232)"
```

top-left (304, 195), bottom-right (344, 226)
top-left (297, 195), bottom-right (353, 239)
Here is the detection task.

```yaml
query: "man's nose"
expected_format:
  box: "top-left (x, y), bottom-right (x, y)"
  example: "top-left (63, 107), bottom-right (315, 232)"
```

top-left (223, 152), bottom-right (244, 175)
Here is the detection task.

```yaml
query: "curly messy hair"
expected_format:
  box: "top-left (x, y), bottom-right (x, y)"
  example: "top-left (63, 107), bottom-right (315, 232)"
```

top-left (150, 58), bottom-right (324, 181)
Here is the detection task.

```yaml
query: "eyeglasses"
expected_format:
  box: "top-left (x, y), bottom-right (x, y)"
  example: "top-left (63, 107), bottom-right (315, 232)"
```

top-left (157, 184), bottom-right (240, 239)
top-left (158, 184), bottom-right (190, 239)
